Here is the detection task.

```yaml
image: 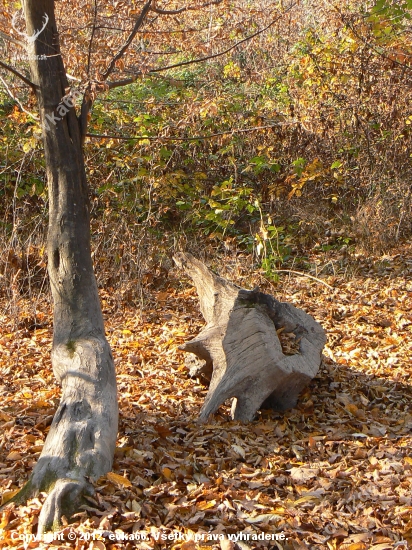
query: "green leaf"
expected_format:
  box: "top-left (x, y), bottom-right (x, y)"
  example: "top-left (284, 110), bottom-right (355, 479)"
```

top-left (160, 147), bottom-right (173, 160)
top-left (176, 201), bottom-right (191, 210)
top-left (372, 0), bottom-right (388, 13)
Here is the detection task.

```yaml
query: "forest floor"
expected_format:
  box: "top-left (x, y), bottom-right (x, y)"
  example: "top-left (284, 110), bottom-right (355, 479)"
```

top-left (0, 244), bottom-right (411, 550)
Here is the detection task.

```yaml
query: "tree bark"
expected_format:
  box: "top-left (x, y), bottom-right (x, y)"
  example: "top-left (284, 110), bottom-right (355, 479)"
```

top-left (174, 253), bottom-right (326, 422)
top-left (15, 1), bottom-right (118, 533)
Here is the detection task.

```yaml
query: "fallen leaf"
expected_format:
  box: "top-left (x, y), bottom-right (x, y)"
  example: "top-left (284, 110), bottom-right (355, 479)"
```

top-left (162, 467), bottom-right (173, 480)
top-left (245, 513), bottom-right (282, 524)
top-left (231, 444), bottom-right (246, 459)
top-left (197, 499), bottom-right (216, 510)
top-left (288, 466), bottom-right (319, 482)
top-left (6, 451), bottom-right (22, 461)
top-left (220, 539), bottom-right (235, 550)
top-left (0, 410), bottom-right (13, 422)
top-left (1, 489), bottom-right (19, 505)
top-left (345, 403), bottom-right (359, 416)
top-left (131, 500), bottom-right (141, 514)
top-left (154, 424), bottom-right (173, 437)
top-left (106, 471), bottom-right (132, 487)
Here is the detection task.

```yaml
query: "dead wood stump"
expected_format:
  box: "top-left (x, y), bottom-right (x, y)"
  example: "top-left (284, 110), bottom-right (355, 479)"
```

top-left (174, 252), bottom-right (326, 422)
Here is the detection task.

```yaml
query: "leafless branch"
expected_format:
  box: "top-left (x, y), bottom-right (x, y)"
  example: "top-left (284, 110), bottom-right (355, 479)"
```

top-left (151, 0), bottom-right (223, 16)
top-left (325, 0), bottom-right (412, 72)
top-left (0, 60), bottom-right (38, 90)
top-left (0, 75), bottom-right (39, 119)
top-left (106, 76), bottom-right (140, 89)
top-left (85, 122), bottom-right (298, 142)
top-left (101, 0), bottom-right (153, 81)
top-left (346, 19), bottom-right (412, 72)
top-left (0, 30), bottom-right (25, 48)
top-left (148, 1), bottom-right (298, 74)
top-left (79, 86), bottom-right (93, 145)
top-left (87, 0), bottom-right (99, 77)
top-left (106, 1), bottom-right (298, 89)
top-left (275, 270), bottom-right (334, 289)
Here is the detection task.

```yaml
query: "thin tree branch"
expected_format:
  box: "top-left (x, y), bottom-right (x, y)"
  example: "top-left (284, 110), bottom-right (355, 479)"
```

top-left (101, 0), bottom-right (153, 81)
top-left (149, 1), bottom-right (299, 74)
top-left (0, 75), bottom-right (39, 119)
top-left (275, 270), bottom-right (334, 290)
top-left (324, 0), bottom-right (412, 72)
top-left (85, 122), bottom-right (298, 142)
top-left (0, 60), bottom-right (38, 90)
top-left (105, 1), bottom-right (298, 89)
top-left (347, 19), bottom-right (412, 72)
top-left (151, 0), bottom-right (223, 16)
top-left (79, 86), bottom-right (93, 146)
top-left (87, 0), bottom-right (99, 77)
top-left (0, 30), bottom-right (25, 48)
top-left (66, 73), bottom-right (81, 82)
top-left (107, 75), bottom-right (140, 89)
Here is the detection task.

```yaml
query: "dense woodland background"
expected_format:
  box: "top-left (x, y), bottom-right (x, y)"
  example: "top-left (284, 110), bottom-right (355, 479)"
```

top-left (1, 0), bottom-right (412, 301)
top-left (0, 0), bottom-right (411, 548)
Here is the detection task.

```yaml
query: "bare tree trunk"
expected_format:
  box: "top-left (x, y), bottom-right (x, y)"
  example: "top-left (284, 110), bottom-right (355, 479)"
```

top-left (15, 0), bottom-right (118, 533)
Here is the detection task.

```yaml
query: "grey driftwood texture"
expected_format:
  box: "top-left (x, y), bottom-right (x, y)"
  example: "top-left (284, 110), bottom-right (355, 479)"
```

top-left (174, 252), bottom-right (326, 422)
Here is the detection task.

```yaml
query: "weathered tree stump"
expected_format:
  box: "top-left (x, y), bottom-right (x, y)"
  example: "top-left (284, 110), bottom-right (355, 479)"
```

top-left (174, 253), bottom-right (326, 422)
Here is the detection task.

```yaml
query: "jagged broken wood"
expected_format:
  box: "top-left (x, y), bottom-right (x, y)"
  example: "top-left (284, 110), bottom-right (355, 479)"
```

top-left (173, 253), bottom-right (326, 422)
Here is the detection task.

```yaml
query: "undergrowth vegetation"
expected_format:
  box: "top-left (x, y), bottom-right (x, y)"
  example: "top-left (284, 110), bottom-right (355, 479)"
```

top-left (1, 0), bottom-right (412, 306)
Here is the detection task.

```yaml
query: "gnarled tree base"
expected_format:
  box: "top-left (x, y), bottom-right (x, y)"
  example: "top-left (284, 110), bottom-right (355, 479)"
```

top-left (174, 253), bottom-right (326, 422)
top-left (9, 337), bottom-right (118, 534)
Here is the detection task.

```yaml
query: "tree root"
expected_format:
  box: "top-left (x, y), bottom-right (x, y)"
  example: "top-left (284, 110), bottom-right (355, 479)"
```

top-left (37, 478), bottom-right (93, 534)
